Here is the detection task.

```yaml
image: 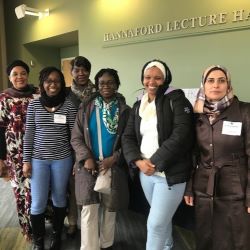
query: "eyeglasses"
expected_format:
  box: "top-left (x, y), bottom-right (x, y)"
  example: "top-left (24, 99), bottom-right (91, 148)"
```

top-left (44, 79), bottom-right (61, 85)
top-left (205, 77), bottom-right (227, 85)
top-left (98, 81), bottom-right (116, 88)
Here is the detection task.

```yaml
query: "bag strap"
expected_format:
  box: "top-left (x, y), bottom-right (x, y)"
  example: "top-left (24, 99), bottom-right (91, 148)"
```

top-left (96, 106), bottom-right (104, 161)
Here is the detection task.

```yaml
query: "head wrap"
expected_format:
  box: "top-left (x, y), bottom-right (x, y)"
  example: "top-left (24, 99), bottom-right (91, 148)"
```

top-left (194, 65), bottom-right (234, 122)
top-left (141, 59), bottom-right (172, 96)
top-left (6, 60), bottom-right (30, 76)
top-left (202, 65), bottom-right (231, 86)
top-left (144, 61), bottom-right (166, 80)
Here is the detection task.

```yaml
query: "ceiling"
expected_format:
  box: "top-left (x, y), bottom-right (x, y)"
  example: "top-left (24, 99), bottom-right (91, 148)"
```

top-left (25, 30), bottom-right (78, 48)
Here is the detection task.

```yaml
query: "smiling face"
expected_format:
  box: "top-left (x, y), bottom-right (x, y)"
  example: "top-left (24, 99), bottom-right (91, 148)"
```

top-left (143, 66), bottom-right (164, 101)
top-left (43, 71), bottom-right (62, 97)
top-left (98, 73), bottom-right (117, 102)
top-left (204, 69), bottom-right (228, 101)
top-left (71, 65), bottom-right (90, 86)
top-left (9, 66), bottom-right (28, 90)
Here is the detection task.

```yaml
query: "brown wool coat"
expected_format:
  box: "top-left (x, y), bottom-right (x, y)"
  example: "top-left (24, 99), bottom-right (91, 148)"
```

top-left (185, 98), bottom-right (250, 250)
top-left (71, 93), bottom-right (130, 211)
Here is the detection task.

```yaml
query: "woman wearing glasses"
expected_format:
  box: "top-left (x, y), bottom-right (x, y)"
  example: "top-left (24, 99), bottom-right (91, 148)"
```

top-left (184, 65), bottom-right (250, 250)
top-left (23, 66), bottom-right (77, 250)
top-left (71, 68), bottom-right (130, 250)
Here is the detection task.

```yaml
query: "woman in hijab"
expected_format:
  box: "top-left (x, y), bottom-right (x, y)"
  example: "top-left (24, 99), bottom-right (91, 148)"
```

top-left (122, 59), bottom-right (194, 250)
top-left (23, 66), bottom-right (77, 250)
top-left (0, 60), bottom-right (38, 240)
top-left (184, 65), bottom-right (250, 250)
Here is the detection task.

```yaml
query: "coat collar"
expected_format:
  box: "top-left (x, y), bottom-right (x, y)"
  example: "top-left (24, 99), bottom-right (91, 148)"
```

top-left (198, 97), bottom-right (240, 125)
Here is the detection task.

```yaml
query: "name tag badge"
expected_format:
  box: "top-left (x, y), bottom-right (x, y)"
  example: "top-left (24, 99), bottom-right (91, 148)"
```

top-left (222, 121), bottom-right (242, 136)
top-left (32, 94), bottom-right (40, 100)
top-left (54, 114), bottom-right (66, 124)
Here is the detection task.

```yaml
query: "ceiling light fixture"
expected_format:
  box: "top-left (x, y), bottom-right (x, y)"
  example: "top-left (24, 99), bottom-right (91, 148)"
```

top-left (15, 4), bottom-right (49, 19)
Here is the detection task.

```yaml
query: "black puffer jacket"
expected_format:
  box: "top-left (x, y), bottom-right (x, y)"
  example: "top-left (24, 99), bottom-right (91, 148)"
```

top-left (122, 89), bottom-right (195, 186)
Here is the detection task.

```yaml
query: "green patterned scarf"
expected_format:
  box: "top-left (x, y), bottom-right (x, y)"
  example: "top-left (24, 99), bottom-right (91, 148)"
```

top-left (95, 96), bottom-right (119, 134)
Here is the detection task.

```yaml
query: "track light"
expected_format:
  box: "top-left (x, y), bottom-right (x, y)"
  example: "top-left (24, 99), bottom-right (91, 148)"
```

top-left (15, 4), bottom-right (49, 19)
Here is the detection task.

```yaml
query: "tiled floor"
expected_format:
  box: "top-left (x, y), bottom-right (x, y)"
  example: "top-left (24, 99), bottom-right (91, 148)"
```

top-left (0, 178), bottom-right (195, 250)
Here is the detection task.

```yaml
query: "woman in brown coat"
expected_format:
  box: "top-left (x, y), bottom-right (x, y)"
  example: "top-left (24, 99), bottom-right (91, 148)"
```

top-left (184, 65), bottom-right (250, 250)
top-left (71, 68), bottom-right (130, 250)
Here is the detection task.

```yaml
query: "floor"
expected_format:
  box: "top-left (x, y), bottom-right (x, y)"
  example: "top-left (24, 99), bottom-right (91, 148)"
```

top-left (0, 178), bottom-right (195, 250)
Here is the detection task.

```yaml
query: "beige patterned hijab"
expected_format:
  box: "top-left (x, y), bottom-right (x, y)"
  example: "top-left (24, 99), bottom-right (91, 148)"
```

top-left (194, 65), bottom-right (234, 122)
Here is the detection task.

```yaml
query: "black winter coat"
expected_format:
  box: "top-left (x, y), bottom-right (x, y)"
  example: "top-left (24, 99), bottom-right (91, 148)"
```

top-left (122, 89), bottom-right (195, 186)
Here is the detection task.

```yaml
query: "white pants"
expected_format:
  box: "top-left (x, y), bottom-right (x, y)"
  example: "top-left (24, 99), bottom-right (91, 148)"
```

top-left (80, 194), bottom-right (116, 250)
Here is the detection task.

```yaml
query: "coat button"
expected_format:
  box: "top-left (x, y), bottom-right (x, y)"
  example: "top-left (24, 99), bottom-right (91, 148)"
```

top-left (209, 144), bottom-right (213, 147)
top-left (210, 161), bottom-right (213, 165)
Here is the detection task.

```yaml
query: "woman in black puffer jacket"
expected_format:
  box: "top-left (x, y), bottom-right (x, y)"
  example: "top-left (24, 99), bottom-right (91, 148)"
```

top-left (122, 59), bottom-right (194, 250)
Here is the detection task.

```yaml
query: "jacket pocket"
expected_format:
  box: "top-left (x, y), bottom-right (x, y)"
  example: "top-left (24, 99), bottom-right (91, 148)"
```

top-left (193, 166), bottom-right (210, 195)
top-left (235, 161), bottom-right (247, 196)
top-left (215, 165), bottom-right (244, 199)
top-left (75, 167), bottom-right (99, 205)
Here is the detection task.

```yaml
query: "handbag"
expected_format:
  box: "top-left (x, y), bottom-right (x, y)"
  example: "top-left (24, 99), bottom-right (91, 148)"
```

top-left (93, 106), bottom-right (111, 194)
top-left (94, 167), bottom-right (111, 194)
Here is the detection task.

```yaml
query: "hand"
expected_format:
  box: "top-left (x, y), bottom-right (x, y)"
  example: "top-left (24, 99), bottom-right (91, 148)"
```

top-left (0, 159), bottom-right (6, 176)
top-left (184, 195), bottom-right (194, 206)
top-left (84, 158), bottom-right (97, 175)
top-left (98, 156), bottom-right (115, 174)
top-left (247, 207), bottom-right (250, 214)
top-left (0, 159), bottom-right (8, 177)
top-left (135, 159), bottom-right (155, 176)
top-left (23, 162), bottom-right (32, 178)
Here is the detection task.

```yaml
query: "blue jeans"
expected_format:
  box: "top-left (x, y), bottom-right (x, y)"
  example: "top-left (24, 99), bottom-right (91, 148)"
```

top-left (140, 172), bottom-right (186, 250)
top-left (30, 156), bottom-right (73, 215)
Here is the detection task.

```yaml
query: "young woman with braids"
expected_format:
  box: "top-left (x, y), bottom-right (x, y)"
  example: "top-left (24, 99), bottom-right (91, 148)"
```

top-left (23, 66), bottom-right (77, 250)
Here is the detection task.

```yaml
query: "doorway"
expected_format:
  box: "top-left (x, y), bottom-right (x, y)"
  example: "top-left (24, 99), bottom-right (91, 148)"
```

top-left (61, 57), bottom-right (74, 87)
